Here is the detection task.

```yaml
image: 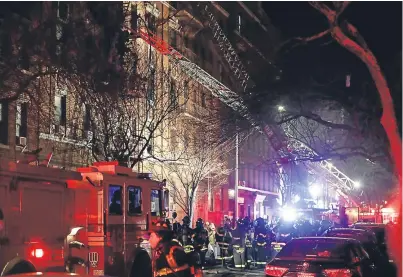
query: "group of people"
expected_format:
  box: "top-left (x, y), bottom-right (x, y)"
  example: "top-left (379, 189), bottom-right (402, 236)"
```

top-left (146, 212), bottom-right (349, 277)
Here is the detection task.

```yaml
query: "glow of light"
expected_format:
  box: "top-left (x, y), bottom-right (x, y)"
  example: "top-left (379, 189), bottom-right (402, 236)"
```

top-left (309, 184), bottom-right (321, 198)
top-left (228, 189), bottom-right (235, 199)
top-left (353, 181), bottom-right (361, 189)
top-left (327, 162), bottom-right (333, 169)
top-left (278, 105), bottom-right (285, 112)
top-left (281, 207), bottom-right (297, 222)
top-left (293, 195), bottom-right (301, 203)
top-left (381, 208), bottom-right (395, 214)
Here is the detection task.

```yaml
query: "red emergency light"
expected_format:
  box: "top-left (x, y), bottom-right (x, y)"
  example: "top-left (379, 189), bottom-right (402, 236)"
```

top-left (31, 248), bottom-right (44, 258)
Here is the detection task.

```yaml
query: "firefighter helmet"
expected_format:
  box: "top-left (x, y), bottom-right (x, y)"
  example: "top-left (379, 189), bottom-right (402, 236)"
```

top-left (182, 216), bottom-right (191, 226)
top-left (196, 218), bottom-right (204, 229)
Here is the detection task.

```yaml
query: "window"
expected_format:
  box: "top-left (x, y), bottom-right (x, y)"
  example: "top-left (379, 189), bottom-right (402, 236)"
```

top-left (170, 1), bottom-right (178, 9)
top-left (170, 128), bottom-right (177, 147)
top-left (170, 78), bottom-right (178, 107)
top-left (131, 6), bottom-right (138, 30)
top-left (184, 36), bottom-right (189, 49)
top-left (218, 63), bottom-right (223, 82)
top-left (183, 81), bottom-right (189, 100)
top-left (146, 12), bottom-right (156, 33)
top-left (16, 102), bottom-right (28, 140)
top-left (151, 189), bottom-right (162, 216)
top-left (56, 2), bottom-right (69, 21)
top-left (108, 185), bottom-right (123, 215)
top-left (147, 63), bottom-right (155, 103)
top-left (169, 29), bottom-right (177, 48)
top-left (201, 92), bottom-right (206, 107)
top-left (128, 186), bottom-right (142, 215)
top-left (163, 190), bottom-right (169, 211)
top-left (0, 101), bottom-right (8, 145)
top-left (83, 104), bottom-right (91, 131)
top-left (54, 94), bottom-right (66, 126)
top-left (237, 14), bottom-right (242, 34)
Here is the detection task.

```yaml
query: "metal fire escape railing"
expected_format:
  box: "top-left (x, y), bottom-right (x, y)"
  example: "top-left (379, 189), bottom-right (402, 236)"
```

top-left (121, 1), bottom-right (359, 207)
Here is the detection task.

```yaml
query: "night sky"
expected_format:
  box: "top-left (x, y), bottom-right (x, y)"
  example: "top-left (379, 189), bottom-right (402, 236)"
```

top-left (263, 2), bottom-right (402, 122)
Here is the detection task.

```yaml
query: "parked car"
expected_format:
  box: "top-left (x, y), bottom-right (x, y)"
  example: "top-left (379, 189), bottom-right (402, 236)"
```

top-left (323, 228), bottom-right (395, 276)
top-left (265, 237), bottom-right (377, 277)
top-left (351, 223), bottom-right (388, 255)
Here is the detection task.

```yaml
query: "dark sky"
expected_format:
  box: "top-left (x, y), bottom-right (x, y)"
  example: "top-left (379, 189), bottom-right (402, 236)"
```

top-left (263, 1), bottom-right (402, 60)
top-left (263, 2), bottom-right (402, 121)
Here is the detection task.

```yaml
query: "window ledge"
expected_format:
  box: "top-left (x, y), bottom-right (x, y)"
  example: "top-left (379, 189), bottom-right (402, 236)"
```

top-left (39, 132), bottom-right (91, 148)
top-left (0, 144), bottom-right (10, 149)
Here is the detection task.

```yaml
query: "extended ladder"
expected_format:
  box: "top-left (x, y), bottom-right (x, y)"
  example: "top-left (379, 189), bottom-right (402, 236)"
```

top-left (122, 4), bottom-right (359, 206)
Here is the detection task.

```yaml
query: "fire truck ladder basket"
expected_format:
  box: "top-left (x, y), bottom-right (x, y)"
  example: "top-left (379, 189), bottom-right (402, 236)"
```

top-left (124, 4), bottom-right (359, 207)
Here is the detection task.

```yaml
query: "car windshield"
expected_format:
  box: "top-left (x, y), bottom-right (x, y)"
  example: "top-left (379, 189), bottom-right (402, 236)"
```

top-left (276, 240), bottom-right (347, 260)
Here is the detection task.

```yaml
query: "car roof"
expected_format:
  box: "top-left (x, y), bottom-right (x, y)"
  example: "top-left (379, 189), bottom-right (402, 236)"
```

top-left (353, 223), bottom-right (386, 228)
top-left (292, 237), bottom-right (356, 243)
top-left (328, 228), bottom-right (371, 234)
top-left (8, 273), bottom-right (109, 277)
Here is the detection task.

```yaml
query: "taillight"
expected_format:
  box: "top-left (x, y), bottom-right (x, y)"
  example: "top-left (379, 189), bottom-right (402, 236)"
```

top-left (31, 248), bottom-right (44, 258)
top-left (265, 265), bottom-right (288, 277)
top-left (323, 269), bottom-right (352, 277)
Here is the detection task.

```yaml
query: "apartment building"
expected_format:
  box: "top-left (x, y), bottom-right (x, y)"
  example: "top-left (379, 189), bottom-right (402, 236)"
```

top-left (0, 1), bottom-right (282, 223)
top-left (152, 2), bottom-right (283, 223)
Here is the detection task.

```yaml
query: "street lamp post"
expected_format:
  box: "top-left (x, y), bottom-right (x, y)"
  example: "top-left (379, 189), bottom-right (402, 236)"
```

top-left (235, 131), bottom-right (239, 220)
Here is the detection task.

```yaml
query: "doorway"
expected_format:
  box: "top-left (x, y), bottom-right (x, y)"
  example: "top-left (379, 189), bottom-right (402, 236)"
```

top-left (239, 204), bottom-right (245, 219)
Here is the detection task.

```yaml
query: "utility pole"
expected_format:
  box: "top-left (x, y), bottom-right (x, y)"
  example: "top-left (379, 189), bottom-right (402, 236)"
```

top-left (235, 130), bottom-right (239, 220)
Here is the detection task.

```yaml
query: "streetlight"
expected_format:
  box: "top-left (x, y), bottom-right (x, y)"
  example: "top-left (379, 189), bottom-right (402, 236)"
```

top-left (278, 105), bottom-right (285, 112)
top-left (353, 181), bottom-right (361, 189)
top-left (309, 184), bottom-right (321, 199)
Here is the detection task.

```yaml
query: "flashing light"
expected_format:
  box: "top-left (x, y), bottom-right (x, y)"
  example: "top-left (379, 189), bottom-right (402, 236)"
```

top-left (281, 207), bottom-right (297, 222)
top-left (31, 248), bottom-right (44, 258)
top-left (353, 181), bottom-right (361, 189)
top-left (309, 184), bottom-right (321, 198)
top-left (277, 105), bottom-right (285, 112)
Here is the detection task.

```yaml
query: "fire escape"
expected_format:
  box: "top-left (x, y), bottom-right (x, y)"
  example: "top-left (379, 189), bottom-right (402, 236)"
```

top-left (122, 1), bottom-right (359, 207)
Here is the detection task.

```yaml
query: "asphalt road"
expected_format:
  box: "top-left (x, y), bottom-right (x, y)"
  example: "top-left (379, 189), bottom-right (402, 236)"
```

top-left (203, 266), bottom-right (264, 277)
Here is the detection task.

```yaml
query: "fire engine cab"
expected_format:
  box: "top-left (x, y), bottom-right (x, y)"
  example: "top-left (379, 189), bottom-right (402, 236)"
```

top-left (0, 160), bottom-right (168, 277)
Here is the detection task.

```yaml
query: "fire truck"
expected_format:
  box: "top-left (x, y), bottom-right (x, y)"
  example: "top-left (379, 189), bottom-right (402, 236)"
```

top-left (0, 160), bottom-right (169, 277)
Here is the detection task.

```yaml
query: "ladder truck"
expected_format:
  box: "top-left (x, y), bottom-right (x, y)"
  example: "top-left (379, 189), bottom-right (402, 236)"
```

top-left (122, 2), bottom-right (359, 207)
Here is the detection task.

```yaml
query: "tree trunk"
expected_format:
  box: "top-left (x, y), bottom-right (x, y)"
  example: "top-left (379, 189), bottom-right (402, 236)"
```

top-left (329, 26), bottom-right (402, 272)
top-left (188, 187), bottom-right (198, 228)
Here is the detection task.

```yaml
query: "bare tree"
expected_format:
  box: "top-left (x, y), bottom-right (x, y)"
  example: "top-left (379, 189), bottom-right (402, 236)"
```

top-left (278, 2), bottom-right (401, 268)
top-left (150, 115), bottom-right (233, 224)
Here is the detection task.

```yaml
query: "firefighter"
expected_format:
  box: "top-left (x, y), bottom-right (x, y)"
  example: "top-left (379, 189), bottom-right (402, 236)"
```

top-left (243, 217), bottom-right (254, 268)
top-left (192, 218), bottom-right (208, 268)
top-left (215, 226), bottom-right (230, 266)
top-left (172, 212), bottom-right (182, 240)
top-left (149, 229), bottom-right (201, 277)
top-left (231, 218), bottom-right (246, 269)
top-left (254, 218), bottom-right (268, 268)
top-left (181, 216), bottom-right (193, 246)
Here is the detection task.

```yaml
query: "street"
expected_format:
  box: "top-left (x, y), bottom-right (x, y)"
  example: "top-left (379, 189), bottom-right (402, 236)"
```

top-left (203, 266), bottom-right (264, 277)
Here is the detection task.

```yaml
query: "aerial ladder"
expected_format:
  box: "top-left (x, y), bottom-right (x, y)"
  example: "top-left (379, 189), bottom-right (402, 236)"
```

top-left (122, 1), bottom-right (359, 207)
